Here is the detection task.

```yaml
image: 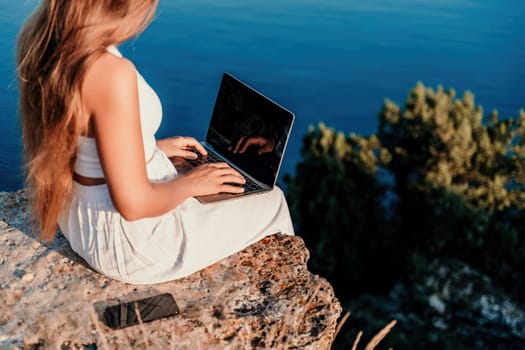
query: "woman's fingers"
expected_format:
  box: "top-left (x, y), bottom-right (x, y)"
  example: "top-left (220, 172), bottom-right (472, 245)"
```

top-left (182, 161), bottom-right (248, 196)
top-left (157, 136), bottom-right (207, 158)
top-left (194, 163), bottom-right (245, 182)
top-left (219, 173), bottom-right (246, 185)
top-left (181, 137), bottom-right (207, 156)
top-left (211, 166), bottom-right (246, 184)
top-left (220, 183), bottom-right (245, 194)
top-left (206, 162), bottom-right (230, 168)
top-left (180, 150), bottom-right (198, 160)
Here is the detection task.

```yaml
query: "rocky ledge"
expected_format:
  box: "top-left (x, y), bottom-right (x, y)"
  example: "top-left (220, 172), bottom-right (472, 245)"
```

top-left (0, 190), bottom-right (342, 349)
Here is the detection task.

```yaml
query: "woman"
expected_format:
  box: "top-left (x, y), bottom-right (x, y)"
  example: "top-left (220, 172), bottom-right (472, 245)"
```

top-left (17, 0), bottom-right (294, 284)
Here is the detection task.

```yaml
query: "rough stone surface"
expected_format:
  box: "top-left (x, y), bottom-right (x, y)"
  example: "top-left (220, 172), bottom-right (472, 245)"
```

top-left (0, 190), bottom-right (342, 349)
top-left (333, 259), bottom-right (525, 350)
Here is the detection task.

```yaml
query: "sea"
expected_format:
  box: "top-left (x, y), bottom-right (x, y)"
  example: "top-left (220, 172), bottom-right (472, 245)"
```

top-left (1, 0), bottom-right (524, 191)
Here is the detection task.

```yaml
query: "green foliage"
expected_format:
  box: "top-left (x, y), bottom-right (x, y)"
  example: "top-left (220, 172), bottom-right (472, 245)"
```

top-left (284, 123), bottom-right (398, 296)
top-left (285, 83), bottom-right (525, 301)
top-left (378, 83), bottom-right (525, 291)
top-left (379, 82), bottom-right (525, 213)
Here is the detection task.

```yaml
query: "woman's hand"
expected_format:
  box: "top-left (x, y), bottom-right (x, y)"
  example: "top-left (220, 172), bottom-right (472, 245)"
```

top-left (157, 136), bottom-right (207, 159)
top-left (179, 162), bottom-right (246, 196)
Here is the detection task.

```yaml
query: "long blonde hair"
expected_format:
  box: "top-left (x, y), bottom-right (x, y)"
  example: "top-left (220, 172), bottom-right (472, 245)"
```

top-left (17, 0), bottom-right (158, 241)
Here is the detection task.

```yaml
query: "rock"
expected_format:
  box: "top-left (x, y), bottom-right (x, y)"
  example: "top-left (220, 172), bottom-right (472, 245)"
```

top-left (0, 190), bottom-right (341, 349)
top-left (21, 272), bottom-right (34, 282)
top-left (13, 269), bottom-right (27, 279)
top-left (412, 259), bottom-right (525, 346)
top-left (333, 258), bottom-right (525, 350)
top-left (0, 190), bottom-right (30, 234)
top-left (428, 293), bottom-right (446, 314)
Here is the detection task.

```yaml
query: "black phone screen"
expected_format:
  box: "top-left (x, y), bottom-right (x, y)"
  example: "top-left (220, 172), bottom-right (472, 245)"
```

top-left (103, 293), bottom-right (180, 329)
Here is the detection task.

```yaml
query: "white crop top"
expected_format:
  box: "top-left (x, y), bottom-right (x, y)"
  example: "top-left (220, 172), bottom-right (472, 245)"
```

top-left (74, 46), bottom-right (162, 178)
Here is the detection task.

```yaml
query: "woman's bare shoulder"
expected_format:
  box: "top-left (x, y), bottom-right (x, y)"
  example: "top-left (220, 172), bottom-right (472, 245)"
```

top-left (82, 52), bottom-right (138, 114)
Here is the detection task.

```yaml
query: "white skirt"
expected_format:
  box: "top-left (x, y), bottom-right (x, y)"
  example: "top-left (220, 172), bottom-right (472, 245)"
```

top-left (59, 148), bottom-right (295, 284)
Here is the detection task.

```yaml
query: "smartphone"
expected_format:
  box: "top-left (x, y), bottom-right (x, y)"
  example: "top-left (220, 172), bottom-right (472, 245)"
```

top-left (103, 293), bottom-right (180, 330)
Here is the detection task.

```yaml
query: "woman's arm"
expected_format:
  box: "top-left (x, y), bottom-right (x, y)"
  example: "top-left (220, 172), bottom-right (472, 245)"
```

top-left (82, 53), bottom-right (244, 221)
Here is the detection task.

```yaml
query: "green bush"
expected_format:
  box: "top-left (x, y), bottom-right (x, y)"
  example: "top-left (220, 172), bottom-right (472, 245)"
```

top-left (285, 83), bottom-right (525, 301)
top-left (284, 123), bottom-right (398, 296)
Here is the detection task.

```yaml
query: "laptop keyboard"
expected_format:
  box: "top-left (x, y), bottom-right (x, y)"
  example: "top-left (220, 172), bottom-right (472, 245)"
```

top-left (237, 176), bottom-right (261, 192)
top-left (186, 152), bottom-right (222, 166)
top-left (186, 152), bottom-right (263, 193)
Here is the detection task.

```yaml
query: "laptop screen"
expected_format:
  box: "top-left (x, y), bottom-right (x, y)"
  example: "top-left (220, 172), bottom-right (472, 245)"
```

top-left (205, 73), bottom-right (294, 187)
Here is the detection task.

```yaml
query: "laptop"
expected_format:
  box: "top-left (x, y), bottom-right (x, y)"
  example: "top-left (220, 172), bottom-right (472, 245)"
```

top-left (172, 72), bottom-right (295, 203)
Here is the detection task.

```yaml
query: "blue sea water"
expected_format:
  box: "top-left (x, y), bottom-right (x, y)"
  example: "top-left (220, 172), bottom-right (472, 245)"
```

top-left (1, 0), bottom-right (524, 191)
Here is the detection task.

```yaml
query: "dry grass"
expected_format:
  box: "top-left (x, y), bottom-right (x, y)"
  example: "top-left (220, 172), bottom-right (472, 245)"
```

top-left (351, 331), bottom-right (363, 350)
top-left (364, 320), bottom-right (397, 350)
top-left (334, 311), bottom-right (397, 350)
